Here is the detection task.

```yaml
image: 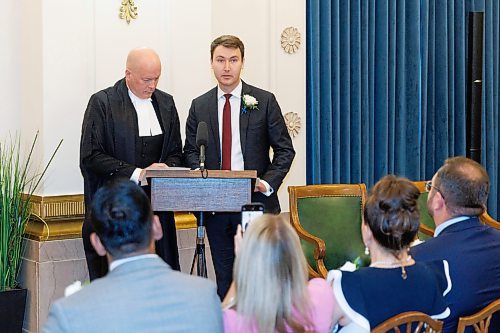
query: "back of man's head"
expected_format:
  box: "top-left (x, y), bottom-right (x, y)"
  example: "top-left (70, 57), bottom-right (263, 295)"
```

top-left (435, 156), bottom-right (489, 217)
top-left (90, 179), bottom-right (153, 258)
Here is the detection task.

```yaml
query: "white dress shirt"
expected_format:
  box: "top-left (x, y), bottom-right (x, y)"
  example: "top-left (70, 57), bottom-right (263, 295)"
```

top-left (217, 82), bottom-right (244, 171)
top-left (434, 215), bottom-right (471, 237)
top-left (109, 254), bottom-right (159, 271)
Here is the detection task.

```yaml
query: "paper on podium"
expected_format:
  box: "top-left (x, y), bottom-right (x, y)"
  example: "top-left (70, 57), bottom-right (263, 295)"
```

top-left (140, 166), bottom-right (191, 185)
top-left (147, 166), bottom-right (191, 171)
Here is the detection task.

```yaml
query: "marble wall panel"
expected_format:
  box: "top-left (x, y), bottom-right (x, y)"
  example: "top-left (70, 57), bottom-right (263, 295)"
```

top-left (20, 228), bottom-right (215, 332)
top-left (19, 258), bottom-right (38, 333)
top-left (20, 238), bottom-right (88, 333)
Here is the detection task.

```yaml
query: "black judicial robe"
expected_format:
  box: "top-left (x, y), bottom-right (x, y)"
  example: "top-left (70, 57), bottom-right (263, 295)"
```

top-left (80, 78), bottom-right (182, 278)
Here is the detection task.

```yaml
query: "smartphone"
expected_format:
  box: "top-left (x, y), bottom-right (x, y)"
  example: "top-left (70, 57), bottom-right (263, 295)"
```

top-left (241, 203), bottom-right (265, 232)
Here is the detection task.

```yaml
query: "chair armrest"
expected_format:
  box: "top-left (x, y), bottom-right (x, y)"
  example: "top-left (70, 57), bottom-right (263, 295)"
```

top-left (289, 210), bottom-right (326, 260)
top-left (288, 209), bottom-right (327, 278)
top-left (419, 224), bottom-right (434, 237)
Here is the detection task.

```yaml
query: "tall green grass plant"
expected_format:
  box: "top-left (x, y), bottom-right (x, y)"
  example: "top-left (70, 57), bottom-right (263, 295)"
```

top-left (0, 132), bottom-right (62, 291)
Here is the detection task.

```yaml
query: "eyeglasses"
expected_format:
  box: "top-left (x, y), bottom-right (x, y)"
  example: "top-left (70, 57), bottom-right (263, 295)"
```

top-left (425, 180), bottom-right (445, 200)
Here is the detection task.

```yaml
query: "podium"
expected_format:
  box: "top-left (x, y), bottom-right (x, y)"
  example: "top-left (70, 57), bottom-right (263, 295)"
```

top-left (145, 169), bottom-right (257, 277)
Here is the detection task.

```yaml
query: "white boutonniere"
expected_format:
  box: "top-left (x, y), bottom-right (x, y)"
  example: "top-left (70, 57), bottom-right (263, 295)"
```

top-left (338, 255), bottom-right (371, 272)
top-left (241, 94), bottom-right (259, 114)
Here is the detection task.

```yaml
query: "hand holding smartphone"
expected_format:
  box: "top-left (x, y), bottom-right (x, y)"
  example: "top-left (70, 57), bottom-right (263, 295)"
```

top-left (241, 203), bottom-right (265, 232)
top-left (233, 224), bottom-right (243, 256)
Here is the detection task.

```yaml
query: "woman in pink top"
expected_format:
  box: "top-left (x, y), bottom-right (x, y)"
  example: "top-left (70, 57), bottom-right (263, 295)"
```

top-left (222, 214), bottom-right (334, 333)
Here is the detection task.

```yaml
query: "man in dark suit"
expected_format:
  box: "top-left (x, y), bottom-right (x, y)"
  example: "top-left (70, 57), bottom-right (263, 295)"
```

top-left (411, 157), bottom-right (500, 333)
top-left (184, 35), bottom-right (295, 298)
top-left (43, 180), bottom-right (222, 333)
top-left (80, 48), bottom-right (183, 280)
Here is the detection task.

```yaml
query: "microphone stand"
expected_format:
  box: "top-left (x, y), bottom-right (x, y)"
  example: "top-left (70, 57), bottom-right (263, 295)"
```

top-left (190, 145), bottom-right (208, 277)
top-left (190, 211), bottom-right (207, 278)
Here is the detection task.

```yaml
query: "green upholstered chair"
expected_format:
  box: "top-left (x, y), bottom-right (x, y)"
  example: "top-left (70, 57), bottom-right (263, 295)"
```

top-left (413, 180), bottom-right (500, 240)
top-left (288, 184), bottom-right (367, 278)
top-left (413, 181), bottom-right (436, 240)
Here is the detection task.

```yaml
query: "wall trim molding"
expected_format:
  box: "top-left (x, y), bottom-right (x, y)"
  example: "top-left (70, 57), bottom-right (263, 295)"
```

top-left (29, 193), bottom-right (85, 219)
top-left (25, 194), bottom-right (197, 241)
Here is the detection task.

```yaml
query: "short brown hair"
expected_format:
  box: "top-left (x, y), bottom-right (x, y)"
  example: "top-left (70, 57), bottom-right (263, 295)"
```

top-left (364, 175), bottom-right (420, 256)
top-left (210, 35), bottom-right (245, 60)
top-left (434, 156), bottom-right (489, 216)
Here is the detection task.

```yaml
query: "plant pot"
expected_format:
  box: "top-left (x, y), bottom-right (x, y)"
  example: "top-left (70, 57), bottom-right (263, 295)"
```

top-left (0, 288), bottom-right (27, 333)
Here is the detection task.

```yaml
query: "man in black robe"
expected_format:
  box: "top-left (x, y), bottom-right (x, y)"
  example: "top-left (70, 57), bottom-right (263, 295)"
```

top-left (80, 48), bottom-right (183, 280)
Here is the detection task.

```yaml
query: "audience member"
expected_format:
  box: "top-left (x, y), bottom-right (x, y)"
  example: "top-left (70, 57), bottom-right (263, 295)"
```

top-left (328, 175), bottom-right (450, 332)
top-left (222, 214), bottom-right (334, 333)
top-left (43, 179), bottom-right (222, 333)
top-left (411, 157), bottom-right (500, 333)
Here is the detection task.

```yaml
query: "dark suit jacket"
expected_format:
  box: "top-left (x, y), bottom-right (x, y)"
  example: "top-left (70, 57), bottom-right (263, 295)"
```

top-left (183, 81), bottom-right (295, 213)
top-left (80, 78), bottom-right (183, 210)
top-left (411, 217), bottom-right (500, 333)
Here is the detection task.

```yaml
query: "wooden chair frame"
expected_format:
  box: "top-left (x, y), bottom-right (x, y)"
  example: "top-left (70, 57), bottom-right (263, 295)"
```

top-left (456, 299), bottom-right (500, 333)
top-left (372, 311), bottom-right (443, 333)
top-left (288, 184), bottom-right (366, 278)
top-left (480, 212), bottom-right (500, 230)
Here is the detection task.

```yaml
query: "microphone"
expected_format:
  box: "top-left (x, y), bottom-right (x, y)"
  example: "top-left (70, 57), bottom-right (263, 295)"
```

top-left (196, 122), bottom-right (208, 171)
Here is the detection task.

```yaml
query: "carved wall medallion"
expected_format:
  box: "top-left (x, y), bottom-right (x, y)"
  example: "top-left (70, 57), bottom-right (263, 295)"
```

top-left (281, 27), bottom-right (301, 54)
top-left (284, 112), bottom-right (301, 137)
top-left (119, 0), bottom-right (138, 24)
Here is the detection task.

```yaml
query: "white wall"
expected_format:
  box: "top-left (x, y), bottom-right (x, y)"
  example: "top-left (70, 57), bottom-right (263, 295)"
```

top-left (1, 0), bottom-right (306, 211)
top-left (0, 1), bottom-right (22, 136)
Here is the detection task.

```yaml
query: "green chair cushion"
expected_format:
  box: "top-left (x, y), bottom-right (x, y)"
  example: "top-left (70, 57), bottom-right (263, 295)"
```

top-left (297, 196), bottom-right (365, 271)
top-left (417, 192), bottom-right (435, 240)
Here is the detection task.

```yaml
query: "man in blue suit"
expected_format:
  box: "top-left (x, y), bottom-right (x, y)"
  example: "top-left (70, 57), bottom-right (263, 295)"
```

top-left (184, 35), bottom-right (295, 298)
top-left (411, 157), bottom-right (500, 333)
top-left (43, 180), bottom-right (222, 333)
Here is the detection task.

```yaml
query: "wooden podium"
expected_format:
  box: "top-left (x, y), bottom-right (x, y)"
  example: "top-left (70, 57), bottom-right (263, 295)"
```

top-left (145, 169), bottom-right (257, 277)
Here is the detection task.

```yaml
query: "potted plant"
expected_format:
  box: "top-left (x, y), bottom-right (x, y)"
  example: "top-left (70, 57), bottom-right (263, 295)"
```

top-left (0, 132), bottom-right (61, 333)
